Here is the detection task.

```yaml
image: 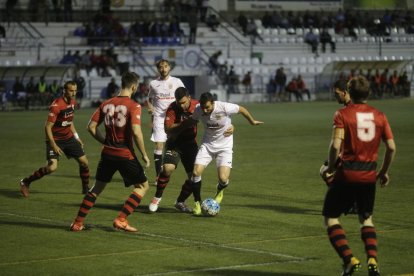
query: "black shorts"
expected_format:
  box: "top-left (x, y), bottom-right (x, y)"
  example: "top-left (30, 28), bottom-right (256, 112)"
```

top-left (95, 153), bottom-right (148, 187)
top-left (322, 181), bottom-right (376, 219)
top-left (163, 140), bottom-right (198, 175)
top-left (46, 137), bottom-right (85, 160)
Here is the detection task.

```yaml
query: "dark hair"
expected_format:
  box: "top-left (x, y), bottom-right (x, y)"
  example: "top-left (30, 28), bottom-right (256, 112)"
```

top-left (64, 80), bottom-right (77, 90)
top-left (348, 76), bottom-right (370, 102)
top-left (333, 79), bottom-right (347, 91)
top-left (199, 92), bottom-right (215, 105)
top-left (155, 59), bottom-right (170, 68)
top-left (175, 87), bottom-right (189, 100)
top-left (121, 71), bottom-right (140, 89)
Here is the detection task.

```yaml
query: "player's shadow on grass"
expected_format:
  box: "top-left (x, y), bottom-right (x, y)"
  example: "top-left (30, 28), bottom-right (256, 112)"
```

top-left (89, 203), bottom-right (178, 214)
top-left (233, 203), bottom-right (320, 216)
top-left (0, 219), bottom-right (71, 231)
top-left (0, 188), bottom-right (30, 199)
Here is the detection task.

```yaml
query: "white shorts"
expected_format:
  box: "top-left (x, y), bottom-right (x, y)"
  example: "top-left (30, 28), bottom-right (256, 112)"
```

top-left (150, 115), bottom-right (167, 142)
top-left (194, 144), bottom-right (233, 168)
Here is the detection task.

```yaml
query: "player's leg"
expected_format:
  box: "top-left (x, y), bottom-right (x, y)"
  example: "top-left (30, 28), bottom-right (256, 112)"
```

top-left (70, 180), bottom-right (108, 231)
top-left (20, 157), bottom-right (58, 198)
top-left (175, 142), bottom-right (198, 212)
top-left (213, 150), bottom-right (232, 203)
top-left (153, 142), bottom-right (164, 180)
top-left (75, 155), bottom-right (90, 194)
top-left (114, 157), bottom-right (149, 232)
top-left (149, 162), bottom-right (175, 212)
top-left (323, 184), bottom-right (361, 275)
top-left (191, 163), bottom-right (206, 215)
top-left (357, 184), bottom-right (379, 276)
top-left (70, 155), bottom-right (115, 231)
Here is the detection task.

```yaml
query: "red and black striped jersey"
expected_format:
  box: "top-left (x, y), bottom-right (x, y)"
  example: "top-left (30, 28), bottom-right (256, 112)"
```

top-left (165, 99), bottom-right (198, 143)
top-left (90, 96), bottom-right (142, 160)
top-left (333, 103), bottom-right (394, 184)
top-left (47, 97), bottom-right (77, 141)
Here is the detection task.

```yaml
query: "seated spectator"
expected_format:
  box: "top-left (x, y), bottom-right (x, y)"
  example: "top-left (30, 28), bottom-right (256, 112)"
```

top-left (304, 29), bottom-right (319, 56)
top-left (206, 14), bottom-right (220, 31)
top-left (285, 77), bottom-right (302, 102)
top-left (60, 50), bottom-right (76, 64)
top-left (296, 75), bottom-right (311, 100)
top-left (241, 71), bottom-right (252, 94)
top-left (208, 50), bottom-right (222, 75)
top-left (106, 77), bottom-right (119, 98)
top-left (319, 28), bottom-right (336, 53)
top-left (79, 50), bottom-right (92, 75)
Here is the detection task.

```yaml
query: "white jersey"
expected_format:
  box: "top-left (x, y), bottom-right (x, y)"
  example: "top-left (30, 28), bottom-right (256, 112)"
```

top-left (192, 101), bottom-right (240, 150)
top-left (148, 76), bottom-right (185, 117)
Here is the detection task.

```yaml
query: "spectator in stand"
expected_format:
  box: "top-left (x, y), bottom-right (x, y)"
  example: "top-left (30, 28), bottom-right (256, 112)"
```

top-left (188, 9), bottom-right (198, 44)
top-left (73, 70), bottom-right (86, 104)
top-left (60, 50), bottom-right (75, 64)
top-left (206, 14), bottom-right (220, 32)
top-left (106, 77), bottom-right (119, 98)
top-left (389, 70), bottom-right (399, 96)
top-left (226, 65), bottom-right (240, 94)
top-left (304, 28), bottom-right (319, 56)
top-left (296, 75), bottom-right (311, 100)
top-left (48, 80), bottom-right (61, 100)
top-left (262, 11), bottom-right (272, 29)
top-left (25, 76), bottom-right (37, 109)
top-left (380, 69), bottom-right (389, 98)
top-left (246, 18), bottom-right (264, 44)
top-left (372, 69), bottom-right (381, 98)
top-left (274, 67), bottom-right (287, 102)
top-left (63, 0), bottom-right (73, 22)
top-left (285, 77), bottom-right (302, 102)
top-left (320, 28), bottom-right (336, 53)
top-left (241, 71), bottom-right (252, 94)
top-left (79, 50), bottom-right (92, 75)
top-left (398, 71), bottom-right (410, 97)
top-left (208, 50), bottom-right (222, 75)
top-left (237, 12), bottom-right (248, 35)
top-left (12, 76), bottom-right (25, 106)
top-left (37, 76), bottom-right (49, 105)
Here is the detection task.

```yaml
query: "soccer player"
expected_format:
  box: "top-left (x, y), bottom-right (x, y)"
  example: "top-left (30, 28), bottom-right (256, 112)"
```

top-left (320, 76), bottom-right (396, 276)
top-left (70, 72), bottom-right (150, 232)
top-left (148, 87), bottom-right (234, 213)
top-left (189, 92), bottom-right (263, 215)
top-left (333, 79), bottom-right (351, 106)
top-left (19, 81), bottom-right (90, 197)
top-left (147, 59), bottom-right (185, 182)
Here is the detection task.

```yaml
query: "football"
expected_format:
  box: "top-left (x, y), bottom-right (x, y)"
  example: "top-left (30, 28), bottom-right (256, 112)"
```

top-left (201, 198), bottom-right (220, 216)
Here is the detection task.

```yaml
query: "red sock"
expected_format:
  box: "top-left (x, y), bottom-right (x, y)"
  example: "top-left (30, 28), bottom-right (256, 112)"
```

top-left (118, 192), bottom-right (142, 219)
top-left (75, 192), bottom-right (97, 223)
top-left (361, 226), bottom-right (378, 260)
top-left (327, 224), bottom-right (353, 264)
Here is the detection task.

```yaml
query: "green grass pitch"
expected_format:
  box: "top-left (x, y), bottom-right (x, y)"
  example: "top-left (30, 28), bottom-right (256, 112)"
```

top-left (0, 99), bottom-right (413, 275)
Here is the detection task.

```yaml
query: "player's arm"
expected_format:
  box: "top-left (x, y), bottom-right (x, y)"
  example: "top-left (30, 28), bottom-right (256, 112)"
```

top-left (45, 121), bottom-right (63, 156)
top-left (377, 138), bottom-right (396, 187)
top-left (70, 122), bottom-right (84, 147)
top-left (132, 123), bottom-right (150, 168)
top-left (223, 124), bottom-right (235, 137)
top-left (146, 88), bottom-right (154, 115)
top-left (327, 127), bottom-right (343, 173)
top-left (238, 106), bottom-right (264, 125)
top-left (87, 120), bottom-right (105, 144)
top-left (165, 117), bottom-right (197, 138)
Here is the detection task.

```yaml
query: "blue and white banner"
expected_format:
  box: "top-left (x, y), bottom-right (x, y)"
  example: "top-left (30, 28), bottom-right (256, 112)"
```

top-left (183, 46), bottom-right (201, 70)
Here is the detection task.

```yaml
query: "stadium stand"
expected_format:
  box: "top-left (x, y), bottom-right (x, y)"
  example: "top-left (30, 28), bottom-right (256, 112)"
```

top-left (0, 0), bottom-right (413, 107)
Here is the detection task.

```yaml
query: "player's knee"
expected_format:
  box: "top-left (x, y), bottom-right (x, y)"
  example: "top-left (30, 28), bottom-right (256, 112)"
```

top-left (191, 175), bottom-right (201, 183)
top-left (47, 161), bottom-right (58, 173)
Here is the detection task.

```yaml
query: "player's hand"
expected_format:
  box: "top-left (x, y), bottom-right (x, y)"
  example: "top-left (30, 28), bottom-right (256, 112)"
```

top-left (377, 172), bottom-right (389, 187)
top-left (142, 155), bottom-right (150, 168)
top-left (223, 125), bottom-right (234, 137)
top-left (52, 144), bottom-right (63, 156)
top-left (251, 120), bottom-right (264, 125)
top-left (76, 138), bottom-right (84, 148)
top-left (320, 164), bottom-right (335, 186)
